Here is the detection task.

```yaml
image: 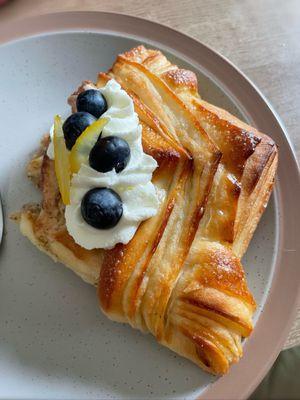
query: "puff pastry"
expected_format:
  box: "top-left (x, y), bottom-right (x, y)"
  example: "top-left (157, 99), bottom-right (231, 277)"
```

top-left (13, 46), bottom-right (278, 375)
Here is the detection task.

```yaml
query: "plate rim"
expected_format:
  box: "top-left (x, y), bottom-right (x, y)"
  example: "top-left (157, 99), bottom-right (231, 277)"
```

top-left (0, 11), bottom-right (299, 400)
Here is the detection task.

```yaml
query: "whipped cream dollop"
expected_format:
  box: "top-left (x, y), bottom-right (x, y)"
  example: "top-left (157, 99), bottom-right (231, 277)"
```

top-left (48, 79), bottom-right (160, 249)
top-left (47, 125), bottom-right (55, 159)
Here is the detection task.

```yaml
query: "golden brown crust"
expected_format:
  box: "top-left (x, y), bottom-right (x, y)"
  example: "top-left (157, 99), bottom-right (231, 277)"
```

top-left (95, 47), bottom-right (261, 373)
top-left (131, 45), bottom-right (277, 256)
top-left (19, 209), bottom-right (101, 285)
top-left (13, 45), bottom-right (278, 375)
top-left (99, 56), bottom-right (224, 340)
top-left (188, 97), bottom-right (278, 256)
top-left (163, 69), bottom-right (198, 93)
top-left (18, 149), bottom-right (104, 285)
top-left (124, 46), bottom-right (278, 256)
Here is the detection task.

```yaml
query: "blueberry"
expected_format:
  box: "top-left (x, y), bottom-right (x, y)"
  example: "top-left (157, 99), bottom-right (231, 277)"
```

top-left (63, 112), bottom-right (96, 150)
top-left (81, 188), bottom-right (123, 229)
top-left (76, 89), bottom-right (108, 118)
top-left (89, 136), bottom-right (131, 173)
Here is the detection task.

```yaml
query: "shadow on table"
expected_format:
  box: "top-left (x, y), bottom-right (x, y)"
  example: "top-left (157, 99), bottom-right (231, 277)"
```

top-left (250, 346), bottom-right (300, 400)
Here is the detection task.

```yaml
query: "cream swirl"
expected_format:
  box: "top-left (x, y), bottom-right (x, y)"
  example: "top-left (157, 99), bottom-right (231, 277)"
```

top-left (46, 124), bottom-right (55, 159)
top-left (59, 79), bottom-right (160, 249)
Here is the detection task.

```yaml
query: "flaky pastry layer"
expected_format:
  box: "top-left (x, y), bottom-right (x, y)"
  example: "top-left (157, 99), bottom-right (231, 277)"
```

top-left (14, 46), bottom-right (277, 375)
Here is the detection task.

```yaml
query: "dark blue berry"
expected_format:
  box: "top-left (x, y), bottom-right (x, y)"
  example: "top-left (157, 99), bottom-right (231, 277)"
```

top-left (76, 89), bottom-right (108, 118)
top-left (89, 136), bottom-right (131, 173)
top-left (81, 188), bottom-right (123, 229)
top-left (63, 112), bottom-right (96, 150)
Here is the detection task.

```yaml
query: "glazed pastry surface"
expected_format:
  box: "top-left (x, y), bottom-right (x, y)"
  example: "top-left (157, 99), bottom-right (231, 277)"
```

top-left (15, 46), bottom-right (278, 374)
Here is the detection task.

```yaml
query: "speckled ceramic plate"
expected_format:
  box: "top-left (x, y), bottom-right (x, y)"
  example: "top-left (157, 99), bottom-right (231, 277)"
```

top-left (0, 11), bottom-right (299, 400)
